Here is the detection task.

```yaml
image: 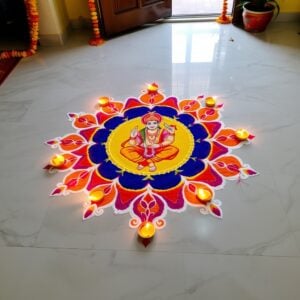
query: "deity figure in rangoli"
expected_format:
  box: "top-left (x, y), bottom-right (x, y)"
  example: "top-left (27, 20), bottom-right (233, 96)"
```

top-left (121, 112), bottom-right (179, 172)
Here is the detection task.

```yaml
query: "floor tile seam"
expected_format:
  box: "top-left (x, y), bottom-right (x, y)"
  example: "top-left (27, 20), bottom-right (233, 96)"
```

top-left (1, 244), bottom-right (300, 259)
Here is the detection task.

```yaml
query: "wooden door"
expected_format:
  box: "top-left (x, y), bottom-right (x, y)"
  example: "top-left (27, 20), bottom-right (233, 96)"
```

top-left (97, 0), bottom-right (172, 37)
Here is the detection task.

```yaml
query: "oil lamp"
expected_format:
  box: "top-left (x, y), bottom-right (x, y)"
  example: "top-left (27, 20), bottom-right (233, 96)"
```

top-left (235, 128), bottom-right (250, 141)
top-left (205, 96), bottom-right (216, 107)
top-left (50, 154), bottom-right (65, 167)
top-left (196, 188), bottom-right (212, 203)
top-left (89, 190), bottom-right (105, 202)
top-left (137, 221), bottom-right (156, 239)
top-left (147, 83), bottom-right (158, 94)
top-left (98, 96), bottom-right (110, 107)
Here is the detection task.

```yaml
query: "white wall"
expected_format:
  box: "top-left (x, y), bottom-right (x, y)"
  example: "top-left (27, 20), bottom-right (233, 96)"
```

top-left (39, 0), bottom-right (69, 45)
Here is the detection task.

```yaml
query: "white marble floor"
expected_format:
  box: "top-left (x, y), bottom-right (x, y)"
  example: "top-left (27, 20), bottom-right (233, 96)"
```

top-left (0, 22), bottom-right (300, 299)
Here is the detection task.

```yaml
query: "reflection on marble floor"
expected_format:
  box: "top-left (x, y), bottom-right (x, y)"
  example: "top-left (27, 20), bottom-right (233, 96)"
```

top-left (172, 0), bottom-right (234, 15)
top-left (0, 22), bottom-right (300, 299)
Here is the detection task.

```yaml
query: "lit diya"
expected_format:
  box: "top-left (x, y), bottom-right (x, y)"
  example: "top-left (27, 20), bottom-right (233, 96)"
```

top-left (196, 188), bottom-right (213, 203)
top-left (50, 154), bottom-right (65, 168)
top-left (235, 128), bottom-right (250, 141)
top-left (137, 221), bottom-right (156, 239)
top-left (89, 190), bottom-right (105, 202)
top-left (147, 83), bottom-right (159, 93)
top-left (205, 96), bottom-right (216, 107)
top-left (98, 96), bottom-right (110, 107)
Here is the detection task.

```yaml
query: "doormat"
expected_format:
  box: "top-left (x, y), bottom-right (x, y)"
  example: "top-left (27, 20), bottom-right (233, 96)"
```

top-left (0, 58), bottom-right (21, 85)
top-left (45, 84), bottom-right (258, 245)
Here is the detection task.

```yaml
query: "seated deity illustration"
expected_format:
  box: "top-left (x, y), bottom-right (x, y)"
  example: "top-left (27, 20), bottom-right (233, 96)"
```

top-left (120, 112), bottom-right (179, 172)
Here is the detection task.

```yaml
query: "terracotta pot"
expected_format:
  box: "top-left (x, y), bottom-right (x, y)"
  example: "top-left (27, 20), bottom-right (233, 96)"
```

top-left (242, 3), bottom-right (274, 32)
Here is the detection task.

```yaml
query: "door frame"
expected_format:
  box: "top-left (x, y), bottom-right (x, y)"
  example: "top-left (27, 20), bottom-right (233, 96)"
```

top-left (95, 0), bottom-right (172, 38)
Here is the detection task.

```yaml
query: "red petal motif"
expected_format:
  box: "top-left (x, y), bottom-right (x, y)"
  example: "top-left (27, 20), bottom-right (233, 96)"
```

top-left (123, 98), bottom-right (143, 110)
top-left (188, 183), bottom-right (196, 193)
top-left (79, 128), bottom-right (98, 142)
top-left (83, 204), bottom-right (96, 220)
top-left (209, 203), bottom-right (222, 218)
top-left (191, 165), bottom-right (223, 187)
top-left (115, 184), bottom-right (146, 210)
top-left (63, 170), bottom-right (91, 192)
top-left (153, 183), bottom-right (184, 209)
top-left (159, 97), bottom-right (179, 109)
top-left (86, 170), bottom-right (111, 191)
top-left (208, 141), bottom-right (228, 161)
top-left (243, 168), bottom-right (257, 176)
top-left (202, 122), bottom-right (222, 138)
top-left (51, 186), bottom-right (65, 196)
top-left (45, 140), bottom-right (58, 147)
top-left (96, 112), bottom-right (114, 124)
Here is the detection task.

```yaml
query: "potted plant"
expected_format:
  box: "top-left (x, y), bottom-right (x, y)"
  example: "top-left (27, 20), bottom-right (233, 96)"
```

top-left (239, 0), bottom-right (280, 32)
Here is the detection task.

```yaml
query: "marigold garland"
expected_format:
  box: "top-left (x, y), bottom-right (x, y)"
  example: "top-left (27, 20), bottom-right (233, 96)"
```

top-left (216, 0), bottom-right (232, 24)
top-left (0, 0), bottom-right (39, 59)
top-left (87, 0), bottom-right (105, 46)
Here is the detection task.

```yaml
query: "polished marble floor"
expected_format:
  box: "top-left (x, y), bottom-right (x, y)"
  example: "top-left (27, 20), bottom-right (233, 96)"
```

top-left (0, 22), bottom-right (300, 299)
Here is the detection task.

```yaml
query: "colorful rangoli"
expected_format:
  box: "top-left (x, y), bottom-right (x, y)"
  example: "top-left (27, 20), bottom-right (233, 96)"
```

top-left (45, 84), bottom-right (258, 245)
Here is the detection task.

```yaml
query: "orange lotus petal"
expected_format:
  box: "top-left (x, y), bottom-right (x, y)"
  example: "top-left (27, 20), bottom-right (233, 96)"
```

top-left (140, 92), bottom-right (164, 104)
top-left (59, 134), bottom-right (86, 151)
top-left (179, 99), bottom-right (200, 112)
top-left (63, 170), bottom-right (91, 192)
top-left (198, 108), bottom-right (219, 121)
top-left (101, 102), bottom-right (123, 114)
top-left (213, 155), bottom-right (242, 177)
top-left (73, 114), bottom-right (97, 128)
top-left (215, 129), bottom-right (241, 147)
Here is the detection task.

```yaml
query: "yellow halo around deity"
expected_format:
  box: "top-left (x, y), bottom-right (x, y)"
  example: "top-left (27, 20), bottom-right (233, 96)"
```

top-left (106, 116), bottom-right (194, 176)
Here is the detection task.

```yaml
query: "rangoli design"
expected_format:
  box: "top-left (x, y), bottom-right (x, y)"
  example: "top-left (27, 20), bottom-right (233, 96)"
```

top-left (45, 84), bottom-right (258, 244)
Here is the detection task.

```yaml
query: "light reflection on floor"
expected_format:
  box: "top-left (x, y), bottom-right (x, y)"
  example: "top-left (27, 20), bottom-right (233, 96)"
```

top-left (172, 0), bottom-right (234, 16)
